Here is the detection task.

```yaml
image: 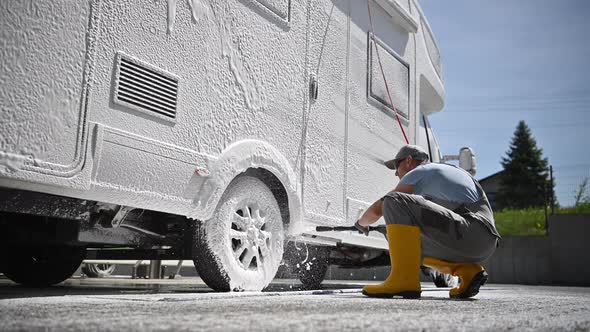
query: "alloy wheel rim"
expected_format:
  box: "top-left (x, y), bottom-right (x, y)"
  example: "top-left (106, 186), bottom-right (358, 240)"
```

top-left (95, 264), bottom-right (115, 274)
top-left (230, 202), bottom-right (273, 271)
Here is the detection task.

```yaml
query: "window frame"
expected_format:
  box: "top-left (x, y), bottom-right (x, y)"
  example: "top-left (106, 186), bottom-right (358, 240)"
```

top-left (366, 32), bottom-right (411, 121)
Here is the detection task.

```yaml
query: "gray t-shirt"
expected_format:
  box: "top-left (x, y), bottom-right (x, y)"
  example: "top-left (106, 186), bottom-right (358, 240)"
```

top-left (400, 163), bottom-right (481, 204)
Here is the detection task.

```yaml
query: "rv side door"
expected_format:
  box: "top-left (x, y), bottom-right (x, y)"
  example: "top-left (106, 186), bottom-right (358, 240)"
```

top-left (302, 0), bottom-right (349, 226)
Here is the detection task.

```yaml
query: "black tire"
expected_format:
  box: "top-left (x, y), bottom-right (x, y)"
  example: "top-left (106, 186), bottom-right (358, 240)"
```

top-left (2, 246), bottom-right (85, 287)
top-left (286, 243), bottom-right (330, 290)
top-left (421, 266), bottom-right (458, 288)
top-left (193, 176), bottom-right (285, 291)
top-left (81, 263), bottom-right (116, 278)
top-left (435, 271), bottom-right (458, 288)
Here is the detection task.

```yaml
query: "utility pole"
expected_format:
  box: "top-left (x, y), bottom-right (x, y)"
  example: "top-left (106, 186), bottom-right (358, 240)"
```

top-left (550, 165), bottom-right (554, 214)
top-left (543, 182), bottom-right (548, 234)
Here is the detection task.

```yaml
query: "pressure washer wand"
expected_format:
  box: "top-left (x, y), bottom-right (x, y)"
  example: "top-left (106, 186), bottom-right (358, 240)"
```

top-left (315, 226), bottom-right (387, 236)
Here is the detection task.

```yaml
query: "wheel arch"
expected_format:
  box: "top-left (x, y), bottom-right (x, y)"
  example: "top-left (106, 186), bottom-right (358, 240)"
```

top-left (189, 140), bottom-right (302, 233)
top-left (242, 168), bottom-right (291, 228)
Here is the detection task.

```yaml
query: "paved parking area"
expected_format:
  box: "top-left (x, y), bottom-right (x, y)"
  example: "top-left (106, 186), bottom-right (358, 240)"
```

top-left (0, 276), bottom-right (589, 331)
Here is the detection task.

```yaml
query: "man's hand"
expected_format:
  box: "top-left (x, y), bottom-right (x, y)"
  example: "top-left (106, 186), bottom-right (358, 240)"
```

top-left (354, 220), bottom-right (369, 236)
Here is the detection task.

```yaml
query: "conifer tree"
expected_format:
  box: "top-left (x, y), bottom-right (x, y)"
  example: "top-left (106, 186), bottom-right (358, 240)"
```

top-left (497, 120), bottom-right (555, 209)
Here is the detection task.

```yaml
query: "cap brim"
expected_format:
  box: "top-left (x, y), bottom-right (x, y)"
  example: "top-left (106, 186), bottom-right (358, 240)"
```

top-left (384, 159), bottom-right (398, 170)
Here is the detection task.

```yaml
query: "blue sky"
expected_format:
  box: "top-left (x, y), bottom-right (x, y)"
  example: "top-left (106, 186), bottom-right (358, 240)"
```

top-left (420, 0), bottom-right (590, 207)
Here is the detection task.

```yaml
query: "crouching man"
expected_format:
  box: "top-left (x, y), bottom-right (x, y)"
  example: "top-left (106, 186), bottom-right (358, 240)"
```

top-left (355, 145), bottom-right (501, 299)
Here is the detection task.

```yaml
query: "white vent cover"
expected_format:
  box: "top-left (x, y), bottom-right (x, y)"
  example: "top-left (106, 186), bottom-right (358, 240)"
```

top-left (114, 52), bottom-right (179, 121)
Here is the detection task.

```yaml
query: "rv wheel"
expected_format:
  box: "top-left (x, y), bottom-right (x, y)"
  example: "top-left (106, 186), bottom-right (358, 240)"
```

top-left (433, 271), bottom-right (459, 288)
top-left (81, 263), bottom-right (116, 278)
top-left (285, 242), bottom-right (330, 290)
top-left (193, 176), bottom-right (285, 291)
top-left (1, 245), bottom-right (85, 287)
top-left (421, 266), bottom-right (459, 288)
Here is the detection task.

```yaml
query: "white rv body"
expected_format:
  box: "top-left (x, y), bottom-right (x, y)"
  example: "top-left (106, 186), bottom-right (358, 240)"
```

top-left (0, 0), bottom-right (446, 289)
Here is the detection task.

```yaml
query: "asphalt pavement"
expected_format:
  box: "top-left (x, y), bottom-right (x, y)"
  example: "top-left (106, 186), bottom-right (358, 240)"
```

top-left (0, 276), bottom-right (589, 331)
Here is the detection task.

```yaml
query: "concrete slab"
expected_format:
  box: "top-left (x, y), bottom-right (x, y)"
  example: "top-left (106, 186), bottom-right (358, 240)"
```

top-left (0, 276), bottom-right (589, 331)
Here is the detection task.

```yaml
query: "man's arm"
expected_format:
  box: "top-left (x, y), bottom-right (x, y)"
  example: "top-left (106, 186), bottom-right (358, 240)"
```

top-left (393, 184), bottom-right (414, 194)
top-left (357, 199), bottom-right (383, 227)
top-left (356, 184), bottom-right (415, 228)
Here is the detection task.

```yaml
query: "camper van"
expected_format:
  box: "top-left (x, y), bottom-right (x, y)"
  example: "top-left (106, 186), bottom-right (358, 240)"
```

top-left (0, 0), bottom-right (472, 290)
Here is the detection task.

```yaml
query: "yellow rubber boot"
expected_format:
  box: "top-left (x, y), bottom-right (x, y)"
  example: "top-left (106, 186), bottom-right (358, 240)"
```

top-left (362, 224), bottom-right (421, 299)
top-left (422, 257), bottom-right (488, 299)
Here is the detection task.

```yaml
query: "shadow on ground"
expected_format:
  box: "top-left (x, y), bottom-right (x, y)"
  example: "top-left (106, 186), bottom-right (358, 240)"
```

top-left (0, 275), bottom-right (365, 299)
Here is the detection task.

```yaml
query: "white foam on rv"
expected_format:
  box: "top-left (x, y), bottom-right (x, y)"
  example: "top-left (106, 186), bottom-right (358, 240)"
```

top-left (0, 0), bottom-right (464, 291)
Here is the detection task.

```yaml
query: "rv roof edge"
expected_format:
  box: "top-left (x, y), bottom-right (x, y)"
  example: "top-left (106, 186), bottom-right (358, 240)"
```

top-left (374, 0), bottom-right (419, 33)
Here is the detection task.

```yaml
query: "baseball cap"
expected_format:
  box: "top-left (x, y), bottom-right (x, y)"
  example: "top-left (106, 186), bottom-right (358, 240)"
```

top-left (384, 145), bottom-right (430, 169)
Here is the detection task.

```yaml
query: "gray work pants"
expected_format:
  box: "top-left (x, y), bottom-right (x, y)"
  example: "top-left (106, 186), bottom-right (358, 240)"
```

top-left (382, 192), bottom-right (498, 263)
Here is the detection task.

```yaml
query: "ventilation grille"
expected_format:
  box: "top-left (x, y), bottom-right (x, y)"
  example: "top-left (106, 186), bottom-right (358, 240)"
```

top-left (114, 53), bottom-right (179, 120)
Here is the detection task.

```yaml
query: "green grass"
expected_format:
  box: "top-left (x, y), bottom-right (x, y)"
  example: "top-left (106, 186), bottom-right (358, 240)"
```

top-left (494, 208), bottom-right (547, 236)
top-left (493, 203), bottom-right (590, 236)
top-left (555, 202), bottom-right (590, 214)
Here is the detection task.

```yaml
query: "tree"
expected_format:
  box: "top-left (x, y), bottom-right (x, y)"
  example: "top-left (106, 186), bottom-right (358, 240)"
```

top-left (497, 120), bottom-right (555, 209)
top-left (574, 177), bottom-right (589, 207)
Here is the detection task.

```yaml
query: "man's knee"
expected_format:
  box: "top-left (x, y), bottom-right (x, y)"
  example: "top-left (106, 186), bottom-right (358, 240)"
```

top-left (382, 193), bottom-right (415, 226)
top-left (383, 192), bottom-right (419, 210)
top-left (383, 192), bottom-right (409, 206)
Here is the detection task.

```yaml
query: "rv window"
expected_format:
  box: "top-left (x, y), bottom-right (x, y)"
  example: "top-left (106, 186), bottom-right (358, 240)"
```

top-left (367, 34), bottom-right (410, 119)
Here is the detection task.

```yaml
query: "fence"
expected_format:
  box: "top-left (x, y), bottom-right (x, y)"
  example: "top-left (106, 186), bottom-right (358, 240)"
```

top-left (483, 214), bottom-right (590, 286)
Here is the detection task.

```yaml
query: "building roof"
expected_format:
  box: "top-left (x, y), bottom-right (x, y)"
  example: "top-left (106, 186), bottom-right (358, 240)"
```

top-left (478, 170), bottom-right (505, 184)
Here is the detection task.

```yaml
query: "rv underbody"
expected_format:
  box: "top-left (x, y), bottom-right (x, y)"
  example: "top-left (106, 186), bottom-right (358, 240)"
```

top-left (0, 186), bottom-right (391, 288)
